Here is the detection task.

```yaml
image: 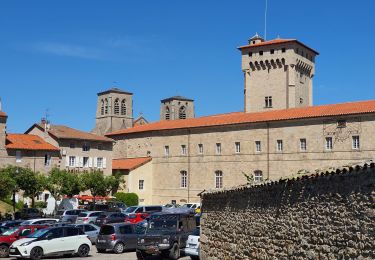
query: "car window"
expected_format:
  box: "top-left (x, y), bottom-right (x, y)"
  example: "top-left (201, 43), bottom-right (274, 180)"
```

top-left (119, 225), bottom-right (133, 234)
top-left (84, 225), bottom-right (96, 232)
top-left (99, 225), bottom-right (115, 235)
top-left (135, 207), bottom-right (143, 213)
top-left (66, 227), bottom-right (79, 237)
top-left (79, 212), bottom-right (88, 217)
top-left (20, 228), bottom-right (32, 236)
top-left (92, 212), bottom-right (102, 217)
top-left (66, 210), bottom-right (75, 215)
top-left (145, 206), bottom-right (161, 212)
top-left (45, 228), bottom-right (63, 239)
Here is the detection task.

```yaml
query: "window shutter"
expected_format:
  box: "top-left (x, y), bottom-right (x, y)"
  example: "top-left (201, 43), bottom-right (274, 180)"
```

top-left (75, 156), bottom-right (79, 167)
top-left (94, 157), bottom-right (97, 168)
top-left (79, 157), bottom-right (83, 167)
top-left (103, 157), bottom-right (107, 169)
top-left (88, 157), bottom-right (93, 168)
top-left (65, 156), bottom-right (69, 167)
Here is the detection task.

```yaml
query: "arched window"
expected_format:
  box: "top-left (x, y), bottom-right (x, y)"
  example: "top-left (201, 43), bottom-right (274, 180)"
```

top-left (215, 170), bottom-right (223, 188)
top-left (100, 99), bottom-right (104, 115)
top-left (180, 170), bottom-right (187, 188)
top-left (165, 106), bottom-right (170, 120)
top-left (121, 99), bottom-right (127, 115)
top-left (104, 99), bottom-right (109, 114)
top-left (179, 106), bottom-right (186, 119)
top-left (114, 99), bottom-right (120, 115)
top-left (254, 170), bottom-right (263, 182)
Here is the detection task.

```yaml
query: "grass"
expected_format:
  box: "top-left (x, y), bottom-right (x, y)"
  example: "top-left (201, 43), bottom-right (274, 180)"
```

top-left (0, 200), bottom-right (14, 214)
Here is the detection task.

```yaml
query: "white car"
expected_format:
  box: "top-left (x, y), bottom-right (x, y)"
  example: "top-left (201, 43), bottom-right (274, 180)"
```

top-left (9, 226), bottom-right (91, 260)
top-left (20, 218), bottom-right (59, 226)
top-left (184, 227), bottom-right (200, 260)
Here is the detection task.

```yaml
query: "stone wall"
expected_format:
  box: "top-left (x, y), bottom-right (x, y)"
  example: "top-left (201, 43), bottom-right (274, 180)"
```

top-left (201, 162), bottom-right (375, 259)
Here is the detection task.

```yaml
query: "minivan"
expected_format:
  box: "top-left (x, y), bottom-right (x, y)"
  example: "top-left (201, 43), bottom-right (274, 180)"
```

top-left (123, 205), bottom-right (164, 215)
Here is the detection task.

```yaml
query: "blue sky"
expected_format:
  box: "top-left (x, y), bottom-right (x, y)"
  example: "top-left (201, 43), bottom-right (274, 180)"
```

top-left (1, 1), bottom-right (374, 133)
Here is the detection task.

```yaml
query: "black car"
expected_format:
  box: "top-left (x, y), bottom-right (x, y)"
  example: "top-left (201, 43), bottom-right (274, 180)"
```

top-left (95, 212), bottom-right (127, 226)
top-left (0, 220), bottom-right (24, 228)
top-left (136, 212), bottom-right (196, 259)
top-left (14, 208), bottom-right (42, 220)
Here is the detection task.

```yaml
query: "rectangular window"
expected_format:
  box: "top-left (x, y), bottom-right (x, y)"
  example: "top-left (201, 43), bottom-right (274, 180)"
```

top-left (282, 48), bottom-right (286, 53)
top-left (164, 146), bottom-right (170, 156)
top-left (139, 180), bottom-right (144, 190)
top-left (255, 141), bottom-right (261, 152)
top-left (198, 144), bottom-right (203, 155)
top-left (216, 143), bottom-right (222, 155)
top-left (44, 154), bottom-right (51, 166)
top-left (83, 157), bottom-right (89, 168)
top-left (97, 157), bottom-right (103, 168)
top-left (277, 140), bottom-right (283, 152)
top-left (235, 142), bottom-right (241, 153)
top-left (270, 49), bottom-right (274, 54)
top-left (265, 96), bottom-right (272, 108)
top-left (248, 52), bottom-right (252, 57)
top-left (259, 51), bottom-right (263, 56)
top-left (254, 171), bottom-right (263, 182)
top-left (69, 156), bottom-right (76, 167)
top-left (215, 171), bottom-right (223, 189)
top-left (16, 150), bottom-right (22, 163)
top-left (352, 136), bottom-right (360, 149)
top-left (300, 138), bottom-right (307, 151)
top-left (82, 143), bottom-right (90, 152)
top-left (180, 171), bottom-right (187, 188)
top-left (69, 143), bottom-right (75, 149)
top-left (181, 145), bottom-right (187, 155)
top-left (325, 137), bottom-right (333, 150)
top-left (97, 144), bottom-right (103, 150)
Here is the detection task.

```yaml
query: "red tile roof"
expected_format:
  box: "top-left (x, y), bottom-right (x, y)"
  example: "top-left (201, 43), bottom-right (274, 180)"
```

top-left (26, 124), bottom-right (113, 142)
top-left (112, 157), bottom-right (152, 170)
top-left (238, 38), bottom-right (319, 54)
top-left (6, 134), bottom-right (60, 151)
top-left (0, 111), bottom-right (7, 117)
top-left (107, 100), bottom-right (375, 136)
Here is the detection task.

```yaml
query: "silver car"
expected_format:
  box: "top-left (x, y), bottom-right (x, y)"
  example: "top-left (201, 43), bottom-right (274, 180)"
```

top-left (74, 224), bottom-right (100, 244)
top-left (76, 211), bottom-right (103, 224)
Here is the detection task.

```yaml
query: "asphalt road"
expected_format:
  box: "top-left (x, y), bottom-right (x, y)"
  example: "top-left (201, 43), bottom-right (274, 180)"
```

top-left (10, 246), bottom-right (192, 260)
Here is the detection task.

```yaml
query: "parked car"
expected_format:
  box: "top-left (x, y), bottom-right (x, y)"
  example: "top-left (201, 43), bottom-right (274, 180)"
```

top-left (14, 208), bottom-right (42, 220)
top-left (136, 212), bottom-right (197, 259)
top-left (76, 211), bottom-right (103, 224)
top-left (184, 227), bottom-right (200, 260)
top-left (56, 209), bottom-right (87, 223)
top-left (123, 205), bottom-right (164, 215)
top-left (20, 218), bottom-right (59, 226)
top-left (9, 226), bottom-right (92, 259)
top-left (0, 225), bottom-right (48, 257)
top-left (0, 226), bottom-right (9, 235)
top-left (87, 202), bottom-right (124, 212)
top-left (125, 213), bottom-right (149, 224)
top-left (95, 212), bottom-right (127, 226)
top-left (96, 223), bottom-right (139, 254)
top-left (73, 224), bottom-right (100, 244)
top-left (0, 220), bottom-right (24, 228)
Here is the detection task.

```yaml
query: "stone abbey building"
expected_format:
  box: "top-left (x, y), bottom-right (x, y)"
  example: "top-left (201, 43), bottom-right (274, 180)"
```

top-left (100, 34), bottom-right (375, 205)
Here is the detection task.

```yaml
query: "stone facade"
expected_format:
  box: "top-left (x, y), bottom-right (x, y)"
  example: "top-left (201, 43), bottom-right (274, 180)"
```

top-left (200, 162), bottom-right (375, 259)
top-left (160, 96), bottom-right (195, 120)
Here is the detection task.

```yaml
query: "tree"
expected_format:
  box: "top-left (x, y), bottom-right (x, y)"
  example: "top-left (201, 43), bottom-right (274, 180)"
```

top-left (114, 192), bottom-right (139, 207)
top-left (0, 167), bottom-right (17, 200)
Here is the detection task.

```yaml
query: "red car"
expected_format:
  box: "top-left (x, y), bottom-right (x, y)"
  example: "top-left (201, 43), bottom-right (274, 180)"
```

top-left (125, 213), bottom-right (149, 224)
top-left (0, 225), bottom-right (48, 257)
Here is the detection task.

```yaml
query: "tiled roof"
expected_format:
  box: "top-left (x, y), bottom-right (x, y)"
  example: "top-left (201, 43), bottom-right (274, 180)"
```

top-left (161, 96), bottom-right (194, 102)
top-left (112, 157), bottom-right (152, 170)
top-left (0, 111), bottom-right (7, 117)
top-left (107, 100), bottom-right (375, 136)
top-left (98, 87), bottom-right (133, 96)
top-left (26, 124), bottom-right (113, 142)
top-left (238, 38), bottom-right (319, 54)
top-left (6, 134), bottom-right (60, 151)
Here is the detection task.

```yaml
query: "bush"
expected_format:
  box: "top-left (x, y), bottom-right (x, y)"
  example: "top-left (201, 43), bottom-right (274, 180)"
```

top-left (34, 201), bottom-right (47, 209)
top-left (114, 192), bottom-right (139, 207)
top-left (2, 198), bottom-right (24, 210)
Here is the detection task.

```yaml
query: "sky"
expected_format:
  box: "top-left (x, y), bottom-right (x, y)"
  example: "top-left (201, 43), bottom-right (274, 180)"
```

top-left (1, 1), bottom-right (375, 133)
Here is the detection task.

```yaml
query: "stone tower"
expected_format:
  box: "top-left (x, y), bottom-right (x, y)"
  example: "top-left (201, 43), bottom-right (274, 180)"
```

top-left (93, 88), bottom-right (133, 135)
top-left (160, 96), bottom-right (194, 120)
top-left (239, 33), bottom-right (319, 113)
top-left (0, 106), bottom-right (7, 157)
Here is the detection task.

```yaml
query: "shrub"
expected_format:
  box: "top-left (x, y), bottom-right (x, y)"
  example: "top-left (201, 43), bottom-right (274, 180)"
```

top-left (34, 201), bottom-right (47, 209)
top-left (114, 192), bottom-right (139, 207)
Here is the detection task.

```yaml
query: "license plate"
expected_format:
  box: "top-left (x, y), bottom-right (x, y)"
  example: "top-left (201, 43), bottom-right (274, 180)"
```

top-left (98, 240), bottom-right (106, 243)
top-left (10, 248), bottom-right (16, 253)
top-left (146, 246), bottom-right (158, 254)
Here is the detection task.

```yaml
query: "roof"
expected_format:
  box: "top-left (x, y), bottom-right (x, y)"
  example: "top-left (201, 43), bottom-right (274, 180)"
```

top-left (6, 134), bottom-right (60, 151)
top-left (112, 157), bottom-right (152, 171)
top-left (26, 124), bottom-right (113, 142)
top-left (0, 111), bottom-right (7, 117)
top-left (161, 96), bottom-right (194, 103)
top-left (107, 100), bottom-right (375, 136)
top-left (97, 87), bottom-right (133, 96)
top-left (238, 38), bottom-right (319, 55)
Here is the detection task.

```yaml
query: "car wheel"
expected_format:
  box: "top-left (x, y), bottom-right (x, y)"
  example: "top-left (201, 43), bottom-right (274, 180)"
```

top-left (77, 244), bottom-right (90, 257)
top-left (97, 248), bottom-right (106, 253)
top-left (169, 243), bottom-right (180, 260)
top-left (136, 250), bottom-right (149, 259)
top-left (0, 245), bottom-right (9, 258)
top-left (30, 247), bottom-right (43, 260)
top-left (113, 242), bottom-right (125, 254)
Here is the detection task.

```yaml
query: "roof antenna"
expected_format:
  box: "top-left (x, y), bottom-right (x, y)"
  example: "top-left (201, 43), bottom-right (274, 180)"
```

top-left (45, 108), bottom-right (50, 123)
top-left (264, 0), bottom-right (268, 40)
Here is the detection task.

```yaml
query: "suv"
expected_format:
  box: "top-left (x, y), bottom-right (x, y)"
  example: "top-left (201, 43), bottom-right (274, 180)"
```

top-left (14, 208), bottom-right (42, 220)
top-left (76, 211), bottom-right (103, 224)
top-left (0, 225), bottom-right (48, 257)
top-left (96, 223), bottom-right (139, 254)
top-left (9, 226), bottom-right (91, 259)
top-left (56, 209), bottom-right (87, 223)
top-left (123, 205), bottom-right (164, 215)
top-left (136, 212), bottom-right (196, 259)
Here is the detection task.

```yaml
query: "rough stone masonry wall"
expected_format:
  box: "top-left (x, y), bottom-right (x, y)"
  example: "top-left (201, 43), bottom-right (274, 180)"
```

top-left (200, 163), bottom-right (375, 259)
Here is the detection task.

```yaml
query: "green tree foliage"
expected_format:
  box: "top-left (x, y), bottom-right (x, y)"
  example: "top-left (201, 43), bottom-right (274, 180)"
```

top-left (45, 168), bottom-right (82, 199)
top-left (114, 192), bottom-right (139, 207)
top-left (81, 171), bottom-right (121, 203)
top-left (0, 167), bottom-right (17, 200)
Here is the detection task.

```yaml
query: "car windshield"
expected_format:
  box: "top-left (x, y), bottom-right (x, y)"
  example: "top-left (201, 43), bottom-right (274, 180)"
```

top-left (181, 204), bottom-right (193, 208)
top-left (99, 225), bottom-right (115, 235)
top-left (0, 227), bottom-right (19, 236)
top-left (147, 219), bottom-right (177, 233)
top-left (124, 206), bottom-right (137, 213)
top-left (26, 228), bottom-right (50, 238)
top-left (21, 220), bottom-right (33, 225)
